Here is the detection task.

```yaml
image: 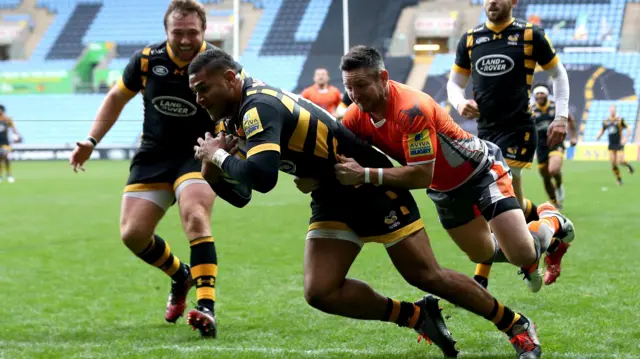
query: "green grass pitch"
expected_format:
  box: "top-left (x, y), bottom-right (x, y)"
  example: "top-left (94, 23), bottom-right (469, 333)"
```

top-left (0, 160), bottom-right (638, 359)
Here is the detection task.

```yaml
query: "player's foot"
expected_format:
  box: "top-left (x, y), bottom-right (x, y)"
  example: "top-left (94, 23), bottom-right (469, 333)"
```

top-left (550, 198), bottom-right (562, 211)
top-left (187, 306), bottom-right (217, 338)
top-left (6, 176), bottom-right (14, 183)
top-left (544, 242), bottom-right (570, 285)
top-left (414, 295), bottom-right (459, 358)
top-left (627, 164), bottom-right (634, 174)
top-left (473, 275), bottom-right (489, 289)
top-left (508, 315), bottom-right (542, 359)
top-left (165, 265), bottom-right (192, 323)
top-left (617, 179), bottom-right (623, 186)
top-left (538, 202), bottom-right (575, 244)
top-left (518, 264), bottom-right (543, 293)
top-left (554, 185), bottom-right (565, 207)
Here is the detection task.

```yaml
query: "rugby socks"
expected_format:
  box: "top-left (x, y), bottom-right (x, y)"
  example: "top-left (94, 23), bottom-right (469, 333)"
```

top-left (136, 234), bottom-right (189, 283)
top-left (190, 236), bottom-right (217, 313)
top-left (523, 198), bottom-right (539, 222)
top-left (621, 161), bottom-right (634, 174)
top-left (382, 298), bottom-right (424, 329)
top-left (613, 165), bottom-right (622, 182)
top-left (474, 263), bottom-right (492, 289)
top-left (553, 172), bottom-right (563, 188)
top-left (542, 176), bottom-right (557, 203)
top-left (485, 298), bottom-right (521, 333)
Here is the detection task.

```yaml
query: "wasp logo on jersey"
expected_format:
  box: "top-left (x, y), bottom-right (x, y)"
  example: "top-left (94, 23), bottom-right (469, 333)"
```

top-left (408, 129), bottom-right (433, 157)
top-left (475, 54), bottom-right (515, 77)
top-left (242, 107), bottom-right (264, 139)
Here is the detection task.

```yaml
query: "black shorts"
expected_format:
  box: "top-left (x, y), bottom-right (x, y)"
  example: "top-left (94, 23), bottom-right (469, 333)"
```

top-left (307, 183), bottom-right (424, 247)
top-left (427, 145), bottom-right (521, 230)
top-left (478, 126), bottom-right (537, 169)
top-left (124, 150), bottom-right (205, 194)
top-left (608, 143), bottom-right (624, 151)
top-left (536, 141), bottom-right (565, 165)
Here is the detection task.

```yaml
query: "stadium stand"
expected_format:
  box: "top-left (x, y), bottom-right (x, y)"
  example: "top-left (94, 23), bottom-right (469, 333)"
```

top-left (0, 0), bottom-right (20, 8)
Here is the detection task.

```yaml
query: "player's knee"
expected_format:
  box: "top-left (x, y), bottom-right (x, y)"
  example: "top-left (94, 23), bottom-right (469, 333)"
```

top-left (120, 222), bottom-right (154, 251)
top-left (181, 206), bottom-right (210, 234)
top-left (303, 284), bottom-right (337, 311)
top-left (548, 166), bottom-right (560, 177)
top-left (465, 250), bottom-right (493, 264)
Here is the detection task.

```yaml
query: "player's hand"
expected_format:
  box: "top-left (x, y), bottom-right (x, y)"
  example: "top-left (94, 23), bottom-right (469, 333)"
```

top-left (457, 100), bottom-right (479, 119)
top-left (547, 116), bottom-right (569, 147)
top-left (294, 176), bottom-right (320, 194)
top-left (69, 140), bottom-right (95, 173)
top-left (570, 137), bottom-right (578, 147)
top-left (334, 154), bottom-right (365, 185)
top-left (194, 132), bottom-right (236, 162)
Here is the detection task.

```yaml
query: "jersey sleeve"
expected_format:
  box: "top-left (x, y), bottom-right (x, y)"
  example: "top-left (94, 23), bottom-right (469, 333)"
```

top-left (341, 105), bottom-right (362, 136)
top-left (400, 105), bottom-right (437, 166)
top-left (532, 25), bottom-right (558, 70)
top-left (620, 118), bottom-right (628, 129)
top-left (117, 50), bottom-right (143, 95)
top-left (452, 32), bottom-right (471, 75)
top-left (602, 120), bottom-right (607, 130)
top-left (241, 101), bottom-right (283, 159)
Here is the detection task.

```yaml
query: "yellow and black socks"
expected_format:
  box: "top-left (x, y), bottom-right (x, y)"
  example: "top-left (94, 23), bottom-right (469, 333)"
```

top-left (474, 263), bottom-right (492, 289)
top-left (136, 234), bottom-right (189, 283)
top-left (523, 198), bottom-right (539, 222)
top-left (621, 161), bottom-right (634, 173)
top-left (485, 298), bottom-right (521, 333)
top-left (382, 298), bottom-right (424, 329)
top-left (190, 236), bottom-right (217, 313)
top-left (613, 165), bottom-right (622, 181)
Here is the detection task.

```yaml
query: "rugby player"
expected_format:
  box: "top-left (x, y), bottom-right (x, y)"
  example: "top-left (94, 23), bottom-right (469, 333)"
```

top-left (190, 47), bottom-right (544, 358)
top-left (68, 0), bottom-right (244, 337)
top-left (532, 84), bottom-right (577, 210)
top-left (596, 105), bottom-right (634, 185)
top-left (301, 68), bottom-right (342, 116)
top-left (0, 105), bottom-right (21, 184)
top-left (447, 0), bottom-right (571, 287)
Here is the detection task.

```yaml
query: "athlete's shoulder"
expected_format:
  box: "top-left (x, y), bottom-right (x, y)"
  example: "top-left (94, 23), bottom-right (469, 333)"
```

top-left (241, 79), bottom-right (290, 114)
top-left (144, 42), bottom-right (169, 57)
top-left (510, 18), bottom-right (530, 29)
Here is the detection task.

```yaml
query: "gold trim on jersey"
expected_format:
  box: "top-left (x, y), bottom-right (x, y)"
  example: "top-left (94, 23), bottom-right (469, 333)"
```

top-left (452, 64), bottom-right (471, 75)
top-left (466, 30), bottom-right (474, 62)
top-left (173, 172), bottom-right (205, 191)
top-left (535, 101), bottom-right (551, 113)
top-left (505, 159), bottom-right (532, 169)
top-left (314, 120), bottom-right (329, 158)
top-left (361, 219), bottom-right (424, 244)
top-left (485, 17), bottom-right (515, 33)
top-left (117, 78), bottom-right (137, 96)
top-left (247, 143), bottom-right (281, 158)
top-left (124, 183), bottom-right (173, 193)
top-left (541, 56), bottom-right (559, 70)
top-left (167, 41), bottom-right (207, 68)
top-left (549, 150), bottom-right (563, 158)
top-left (290, 107), bottom-right (311, 152)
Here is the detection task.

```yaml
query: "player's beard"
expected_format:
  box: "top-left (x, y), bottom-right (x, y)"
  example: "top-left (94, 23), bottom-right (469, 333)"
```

top-left (486, 3), bottom-right (511, 23)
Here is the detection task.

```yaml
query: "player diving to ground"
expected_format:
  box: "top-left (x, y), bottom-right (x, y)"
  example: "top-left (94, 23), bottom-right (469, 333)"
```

top-left (596, 105), bottom-right (634, 186)
top-left (68, 0), bottom-right (247, 337)
top-left (190, 47), bottom-right (547, 359)
top-left (532, 84), bottom-right (577, 210)
top-left (0, 105), bottom-right (22, 183)
top-left (447, 0), bottom-right (572, 288)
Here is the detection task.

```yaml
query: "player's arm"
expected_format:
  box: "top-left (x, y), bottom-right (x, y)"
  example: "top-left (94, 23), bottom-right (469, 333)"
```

top-left (533, 27), bottom-right (569, 122)
top-left (208, 174), bottom-right (253, 208)
top-left (595, 121), bottom-right (606, 141)
top-left (447, 32), bottom-right (478, 119)
top-left (337, 106), bottom-right (434, 189)
top-left (568, 113), bottom-right (577, 145)
top-left (210, 103), bottom-right (282, 194)
top-left (621, 118), bottom-right (630, 144)
top-left (8, 119), bottom-right (22, 140)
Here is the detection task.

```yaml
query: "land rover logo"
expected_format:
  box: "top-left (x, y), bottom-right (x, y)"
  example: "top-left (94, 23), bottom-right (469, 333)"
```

top-left (475, 54), bottom-right (514, 77)
top-left (279, 160), bottom-right (296, 174)
top-left (152, 96), bottom-right (198, 117)
top-left (152, 65), bottom-right (169, 76)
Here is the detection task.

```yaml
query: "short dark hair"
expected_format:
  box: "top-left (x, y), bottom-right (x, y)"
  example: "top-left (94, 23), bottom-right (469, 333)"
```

top-left (0, 105), bottom-right (4, 112)
top-left (189, 48), bottom-right (238, 76)
top-left (340, 45), bottom-right (385, 72)
top-left (164, 0), bottom-right (207, 31)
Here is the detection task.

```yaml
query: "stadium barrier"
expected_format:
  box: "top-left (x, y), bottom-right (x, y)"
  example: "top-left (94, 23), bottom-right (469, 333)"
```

top-left (9, 144), bottom-right (136, 161)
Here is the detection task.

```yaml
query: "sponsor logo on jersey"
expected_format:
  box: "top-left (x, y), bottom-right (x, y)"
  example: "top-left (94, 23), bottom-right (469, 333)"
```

top-left (476, 36), bottom-right (490, 45)
top-left (408, 129), bottom-right (433, 157)
top-left (242, 107), bottom-right (264, 139)
top-left (278, 160), bottom-right (296, 174)
top-left (508, 33), bottom-right (520, 45)
top-left (152, 96), bottom-right (198, 117)
top-left (150, 48), bottom-right (166, 55)
top-left (475, 54), bottom-right (514, 77)
top-left (152, 65), bottom-right (169, 76)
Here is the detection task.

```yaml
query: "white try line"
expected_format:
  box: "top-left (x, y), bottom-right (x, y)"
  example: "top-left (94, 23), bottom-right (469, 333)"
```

top-left (0, 341), bottom-right (634, 358)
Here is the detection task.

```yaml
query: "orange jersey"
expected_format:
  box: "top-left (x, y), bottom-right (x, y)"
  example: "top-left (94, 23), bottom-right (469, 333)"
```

top-left (301, 85), bottom-right (342, 114)
top-left (343, 81), bottom-right (489, 191)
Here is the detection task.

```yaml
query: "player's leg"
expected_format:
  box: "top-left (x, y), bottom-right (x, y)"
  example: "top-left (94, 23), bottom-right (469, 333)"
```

top-left (174, 169), bottom-right (219, 338)
top-left (3, 148), bottom-right (13, 183)
top-left (0, 148), bottom-right (5, 181)
top-left (387, 229), bottom-right (541, 358)
top-left (540, 201), bottom-right (576, 285)
top-left (538, 163), bottom-right (557, 205)
top-left (610, 150), bottom-right (622, 185)
top-left (617, 149), bottom-right (634, 174)
top-left (548, 150), bottom-right (565, 207)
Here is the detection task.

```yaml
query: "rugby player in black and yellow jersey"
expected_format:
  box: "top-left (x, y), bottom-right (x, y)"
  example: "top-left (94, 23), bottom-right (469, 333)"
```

top-left (596, 105), bottom-right (634, 185)
top-left (68, 0), bottom-right (246, 338)
top-left (0, 105), bottom-right (21, 184)
top-left (188, 47), bottom-right (552, 358)
top-left (447, 0), bottom-right (571, 289)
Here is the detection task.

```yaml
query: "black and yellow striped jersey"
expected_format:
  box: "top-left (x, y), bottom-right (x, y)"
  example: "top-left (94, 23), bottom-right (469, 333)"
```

top-left (532, 100), bottom-right (556, 145)
top-left (602, 117), bottom-right (627, 145)
top-left (453, 18), bottom-right (558, 131)
top-left (119, 41), bottom-right (245, 155)
top-left (227, 77), bottom-right (394, 182)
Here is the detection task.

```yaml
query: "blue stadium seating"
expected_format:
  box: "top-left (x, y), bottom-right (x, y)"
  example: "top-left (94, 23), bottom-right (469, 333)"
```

top-left (2, 94), bottom-right (143, 146)
top-left (0, 0), bottom-right (20, 8)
